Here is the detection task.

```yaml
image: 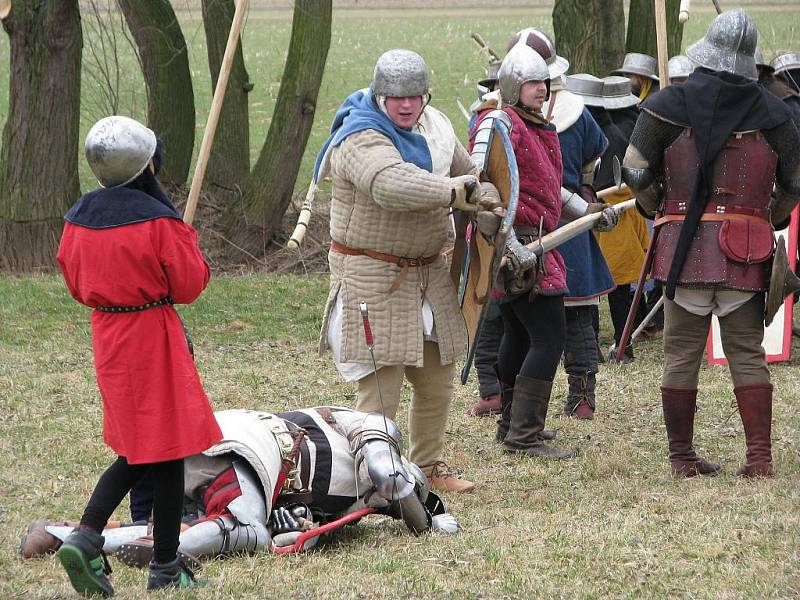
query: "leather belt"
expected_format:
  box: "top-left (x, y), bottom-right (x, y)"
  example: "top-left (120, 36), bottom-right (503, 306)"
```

top-left (95, 296), bottom-right (173, 313)
top-left (330, 240), bottom-right (439, 294)
top-left (663, 201), bottom-right (769, 219)
top-left (654, 213), bottom-right (770, 228)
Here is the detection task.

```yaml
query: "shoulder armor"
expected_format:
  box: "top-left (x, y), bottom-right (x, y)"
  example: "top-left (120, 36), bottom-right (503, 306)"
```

top-left (470, 110), bottom-right (512, 172)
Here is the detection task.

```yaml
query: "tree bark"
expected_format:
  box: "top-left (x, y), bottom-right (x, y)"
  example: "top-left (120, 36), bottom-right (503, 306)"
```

top-left (225, 0), bottom-right (332, 253)
top-left (553, 0), bottom-right (626, 76)
top-left (0, 0), bottom-right (82, 271)
top-left (201, 0), bottom-right (252, 197)
top-left (626, 0), bottom-right (684, 58)
top-left (117, 0), bottom-right (195, 188)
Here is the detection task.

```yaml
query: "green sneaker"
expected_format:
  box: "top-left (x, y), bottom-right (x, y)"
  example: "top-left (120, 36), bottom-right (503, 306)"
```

top-left (56, 529), bottom-right (114, 597)
top-left (147, 557), bottom-right (202, 591)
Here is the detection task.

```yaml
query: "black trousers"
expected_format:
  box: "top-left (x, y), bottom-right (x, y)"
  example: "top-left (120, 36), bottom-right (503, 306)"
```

top-left (497, 293), bottom-right (566, 385)
top-left (80, 456), bottom-right (184, 564)
top-left (608, 285), bottom-right (647, 346)
top-left (473, 300), bottom-right (504, 397)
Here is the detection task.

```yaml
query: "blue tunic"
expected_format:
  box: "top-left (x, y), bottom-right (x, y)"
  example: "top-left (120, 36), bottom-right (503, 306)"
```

top-left (556, 108), bottom-right (616, 300)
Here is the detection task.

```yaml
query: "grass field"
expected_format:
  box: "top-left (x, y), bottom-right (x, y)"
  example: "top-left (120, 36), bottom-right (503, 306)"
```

top-left (1, 274), bottom-right (799, 598)
top-left (0, 6), bottom-right (797, 194)
top-left (2, 4), bottom-right (800, 599)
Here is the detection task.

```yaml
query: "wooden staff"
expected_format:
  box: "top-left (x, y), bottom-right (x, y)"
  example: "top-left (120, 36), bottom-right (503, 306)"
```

top-left (500, 199), bottom-right (636, 269)
top-left (654, 0), bottom-right (670, 86)
top-left (614, 0), bottom-right (671, 364)
top-left (183, 0), bottom-right (249, 226)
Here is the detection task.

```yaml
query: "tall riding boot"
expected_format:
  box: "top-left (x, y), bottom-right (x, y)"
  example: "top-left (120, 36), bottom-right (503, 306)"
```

top-left (564, 374), bottom-right (594, 420)
top-left (504, 375), bottom-right (577, 459)
top-left (661, 387), bottom-right (721, 477)
top-left (494, 378), bottom-right (514, 443)
top-left (493, 367), bottom-right (556, 442)
top-left (734, 383), bottom-right (774, 477)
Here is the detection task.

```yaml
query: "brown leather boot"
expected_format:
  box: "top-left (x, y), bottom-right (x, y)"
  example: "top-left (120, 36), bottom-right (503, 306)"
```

top-left (19, 520), bottom-right (62, 558)
top-left (466, 393), bottom-right (502, 417)
top-left (426, 461), bottom-right (475, 493)
top-left (494, 379), bottom-right (513, 442)
top-left (504, 375), bottom-right (578, 459)
top-left (661, 387), bottom-right (721, 477)
top-left (564, 374), bottom-right (594, 420)
top-left (495, 376), bottom-right (556, 442)
top-left (735, 383), bottom-right (774, 477)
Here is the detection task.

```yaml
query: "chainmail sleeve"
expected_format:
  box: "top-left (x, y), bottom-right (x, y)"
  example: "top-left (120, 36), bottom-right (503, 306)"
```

top-left (628, 109), bottom-right (684, 174)
top-left (762, 119), bottom-right (800, 191)
top-left (763, 119), bottom-right (800, 227)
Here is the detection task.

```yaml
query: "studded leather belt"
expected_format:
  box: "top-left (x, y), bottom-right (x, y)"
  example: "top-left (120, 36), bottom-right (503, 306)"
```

top-left (95, 296), bottom-right (173, 313)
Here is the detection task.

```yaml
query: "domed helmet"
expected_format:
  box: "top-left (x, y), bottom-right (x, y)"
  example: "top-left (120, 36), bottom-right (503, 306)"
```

top-left (668, 55), bottom-right (694, 80)
top-left (685, 9), bottom-right (758, 80)
top-left (498, 40), bottom-right (551, 106)
top-left (372, 49), bottom-right (429, 98)
top-left (85, 116), bottom-right (157, 188)
top-left (506, 28), bottom-right (569, 80)
top-left (612, 52), bottom-right (660, 82)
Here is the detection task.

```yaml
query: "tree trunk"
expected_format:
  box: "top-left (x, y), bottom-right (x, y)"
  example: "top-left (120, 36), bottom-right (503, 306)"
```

top-left (0, 0), bottom-right (82, 271)
top-left (117, 0), bottom-right (195, 188)
top-left (553, 0), bottom-right (626, 76)
top-left (225, 0), bottom-right (332, 253)
top-left (201, 0), bottom-right (252, 197)
top-left (626, 0), bottom-right (684, 58)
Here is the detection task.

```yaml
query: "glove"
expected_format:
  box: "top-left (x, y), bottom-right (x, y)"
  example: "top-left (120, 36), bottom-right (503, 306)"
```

top-left (269, 505), bottom-right (308, 534)
top-left (430, 512), bottom-right (459, 534)
top-left (450, 175), bottom-right (480, 213)
top-left (478, 181), bottom-right (503, 211)
top-left (586, 202), bottom-right (619, 232)
top-left (505, 230), bottom-right (537, 276)
top-left (475, 207), bottom-right (504, 238)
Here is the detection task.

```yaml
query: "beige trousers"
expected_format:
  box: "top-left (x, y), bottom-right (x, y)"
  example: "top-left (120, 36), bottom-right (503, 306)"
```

top-left (356, 341), bottom-right (454, 474)
top-left (662, 293), bottom-right (769, 388)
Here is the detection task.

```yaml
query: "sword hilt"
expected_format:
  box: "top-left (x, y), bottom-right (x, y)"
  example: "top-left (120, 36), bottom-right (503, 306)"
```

top-left (359, 302), bottom-right (374, 350)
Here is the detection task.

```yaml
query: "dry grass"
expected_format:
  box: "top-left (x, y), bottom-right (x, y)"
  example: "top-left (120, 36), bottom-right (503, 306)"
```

top-left (1, 274), bottom-right (799, 599)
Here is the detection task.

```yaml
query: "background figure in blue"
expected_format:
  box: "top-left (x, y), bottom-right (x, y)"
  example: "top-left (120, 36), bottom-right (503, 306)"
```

top-left (521, 29), bottom-right (614, 420)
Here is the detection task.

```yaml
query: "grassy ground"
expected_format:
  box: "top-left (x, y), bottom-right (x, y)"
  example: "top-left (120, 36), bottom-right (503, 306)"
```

top-left (0, 6), bottom-right (797, 194)
top-left (1, 274), bottom-right (799, 598)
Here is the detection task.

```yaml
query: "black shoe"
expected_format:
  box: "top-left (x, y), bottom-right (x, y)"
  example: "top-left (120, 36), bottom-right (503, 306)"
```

top-left (56, 529), bottom-right (114, 597)
top-left (147, 557), bottom-right (201, 591)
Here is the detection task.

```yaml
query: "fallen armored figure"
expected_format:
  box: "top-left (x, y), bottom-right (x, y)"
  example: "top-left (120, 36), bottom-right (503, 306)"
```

top-left (21, 407), bottom-right (456, 566)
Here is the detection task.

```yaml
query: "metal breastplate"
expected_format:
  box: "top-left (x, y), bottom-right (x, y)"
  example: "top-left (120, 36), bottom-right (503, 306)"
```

top-left (652, 129), bottom-right (778, 291)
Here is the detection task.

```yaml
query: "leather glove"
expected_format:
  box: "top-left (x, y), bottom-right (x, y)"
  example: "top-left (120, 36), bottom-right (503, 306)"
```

top-left (505, 229), bottom-right (537, 276)
top-left (586, 203), bottom-right (620, 232)
top-left (475, 207), bottom-right (504, 238)
top-left (478, 181), bottom-right (503, 211)
top-left (450, 175), bottom-right (480, 213)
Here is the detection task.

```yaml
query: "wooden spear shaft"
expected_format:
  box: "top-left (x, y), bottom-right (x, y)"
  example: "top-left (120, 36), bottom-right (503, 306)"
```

top-left (654, 0), bottom-right (670, 87)
top-left (614, 0), bottom-right (671, 364)
top-left (183, 0), bottom-right (249, 226)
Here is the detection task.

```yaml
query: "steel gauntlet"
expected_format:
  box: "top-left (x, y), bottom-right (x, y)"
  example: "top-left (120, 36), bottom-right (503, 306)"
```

top-left (505, 227), bottom-right (537, 275)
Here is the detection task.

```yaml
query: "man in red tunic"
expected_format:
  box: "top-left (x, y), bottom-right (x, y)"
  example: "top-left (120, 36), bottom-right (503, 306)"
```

top-left (55, 116), bottom-right (222, 596)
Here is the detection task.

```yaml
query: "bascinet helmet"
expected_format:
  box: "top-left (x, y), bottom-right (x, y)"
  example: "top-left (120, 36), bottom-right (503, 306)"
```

top-left (686, 9), bottom-right (758, 80)
top-left (498, 40), bottom-right (551, 106)
top-left (85, 116), bottom-right (157, 188)
top-left (506, 28), bottom-right (569, 80)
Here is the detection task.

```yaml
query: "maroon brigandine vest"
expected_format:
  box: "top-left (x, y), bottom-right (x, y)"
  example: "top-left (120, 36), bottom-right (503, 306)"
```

top-left (652, 129), bottom-right (778, 292)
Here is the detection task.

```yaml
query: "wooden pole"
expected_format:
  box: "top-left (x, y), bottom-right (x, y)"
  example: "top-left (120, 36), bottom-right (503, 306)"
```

top-left (654, 0), bottom-right (670, 87)
top-left (183, 0), bottom-right (249, 226)
top-left (612, 0), bottom-right (671, 363)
